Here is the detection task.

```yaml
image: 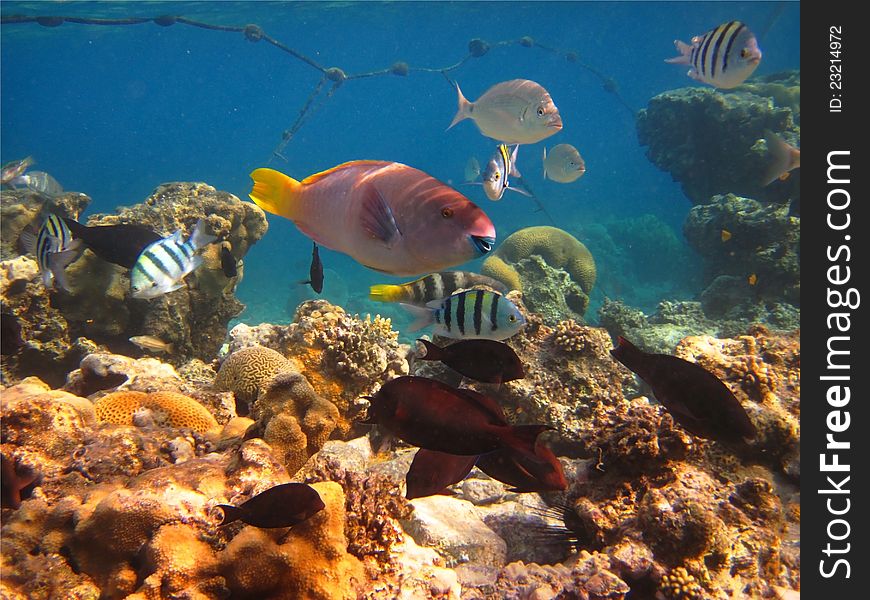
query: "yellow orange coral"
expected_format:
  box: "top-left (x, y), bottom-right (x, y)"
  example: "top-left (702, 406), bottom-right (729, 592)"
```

top-left (481, 225), bottom-right (596, 294)
top-left (213, 346), bottom-right (294, 407)
top-left (94, 390), bottom-right (219, 433)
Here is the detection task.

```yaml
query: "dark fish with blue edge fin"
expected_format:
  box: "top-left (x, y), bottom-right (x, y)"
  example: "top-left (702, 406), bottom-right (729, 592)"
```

top-left (665, 20), bottom-right (762, 89)
top-left (400, 289), bottom-right (525, 341)
top-left (300, 241), bottom-right (323, 293)
top-left (62, 217), bottom-right (163, 269)
top-left (416, 338), bottom-right (524, 383)
top-left (369, 270), bottom-right (507, 305)
top-left (220, 244), bottom-right (238, 278)
top-left (216, 482), bottom-right (325, 528)
top-left (406, 449), bottom-right (477, 500)
top-left (363, 375), bottom-right (550, 456)
top-left (610, 336), bottom-right (756, 442)
top-left (19, 214), bottom-right (82, 291)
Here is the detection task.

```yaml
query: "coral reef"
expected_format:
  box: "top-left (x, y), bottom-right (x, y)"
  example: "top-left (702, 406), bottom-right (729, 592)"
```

top-left (481, 226), bottom-right (596, 317)
top-left (0, 188), bottom-right (90, 260)
top-left (0, 256), bottom-right (101, 388)
top-left (636, 82), bottom-right (800, 206)
top-left (224, 300), bottom-right (410, 432)
top-left (94, 390), bottom-right (220, 434)
top-left (212, 345), bottom-right (294, 412)
top-left (684, 193), bottom-right (800, 307)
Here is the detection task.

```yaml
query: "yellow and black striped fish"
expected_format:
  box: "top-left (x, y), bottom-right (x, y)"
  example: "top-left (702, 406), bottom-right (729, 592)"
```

top-left (370, 271), bottom-right (508, 306)
top-left (400, 289), bottom-right (525, 341)
top-left (19, 214), bottom-right (81, 291)
top-left (665, 21), bottom-right (762, 89)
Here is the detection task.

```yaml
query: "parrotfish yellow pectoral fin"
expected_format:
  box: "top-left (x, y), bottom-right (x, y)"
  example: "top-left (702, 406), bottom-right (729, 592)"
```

top-left (249, 168), bottom-right (302, 220)
top-left (369, 284), bottom-right (405, 302)
top-left (359, 184), bottom-right (402, 247)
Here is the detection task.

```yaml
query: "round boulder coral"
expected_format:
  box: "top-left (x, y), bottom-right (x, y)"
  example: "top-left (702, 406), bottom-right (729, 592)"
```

top-left (93, 390), bottom-right (219, 433)
top-left (213, 346), bottom-right (294, 411)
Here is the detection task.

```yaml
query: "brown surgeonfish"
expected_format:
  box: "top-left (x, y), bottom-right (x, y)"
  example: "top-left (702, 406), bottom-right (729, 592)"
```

top-left (610, 336), bottom-right (756, 442)
top-left (476, 441), bottom-right (567, 493)
top-left (364, 376), bottom-right (549, 456)
top-left (216, 482), bottom-right (325, 528)
top-left (62, 217), bottom-right (162, 270)
top-left (416, 338), bottom-right (524, 383)
top-left (405, 449), bottom-right (477, 500)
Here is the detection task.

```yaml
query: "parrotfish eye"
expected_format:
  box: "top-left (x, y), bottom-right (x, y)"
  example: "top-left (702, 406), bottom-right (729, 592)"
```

top-left (441, 207), bottom-right (454, 218)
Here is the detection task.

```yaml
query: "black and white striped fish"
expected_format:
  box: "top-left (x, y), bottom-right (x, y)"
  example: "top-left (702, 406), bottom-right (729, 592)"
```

top-left (480, 144), bottom-right (531, 201)
top-left (665, 21), bottom-right (762, 89)
top-left (20, 214), bottom-right (82, 291)
top-left (130, 219), bottom-right (216, 299)
top-left (400, 289), bottom-right (525, 341)
top-left (369, 271), bottom-right (508, 306)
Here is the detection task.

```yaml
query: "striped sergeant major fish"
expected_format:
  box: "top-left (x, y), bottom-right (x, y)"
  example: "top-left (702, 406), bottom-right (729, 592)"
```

top-left (400, 289), bottom-right (525, 341)
top-left (665, 21), bottom-right (762, 89)
top-left (130, 219), bottom-right (216, 299)
top-left (369, 270), bottom-right (508, 306)
top-left (19, 214), bottom-right (82, 291)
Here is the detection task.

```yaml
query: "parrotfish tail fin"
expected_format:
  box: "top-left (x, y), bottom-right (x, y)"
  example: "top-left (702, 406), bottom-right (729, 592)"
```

top-left (249, 168), bottom-right (302, 220)
top-left (190, 219), bottom-right (217, 250)
top-left (665, 40), bottom-right (692, 64)
top-left (504, 424), bottom-right (552, 455)
top-left (216, 504), bottom-right (243, 526)
top-left (415, 338), bottom-right (443, 361)
top-left (369, 284), bottom-right (405, 303)
top-left (509, 145), bottom-right (522, 178)
top-left (447, 82), bottom-right (472, 130)
top-left (761, 130), bottom-right (799, 186)
top-left (399, 303), bottom-right (434, 332)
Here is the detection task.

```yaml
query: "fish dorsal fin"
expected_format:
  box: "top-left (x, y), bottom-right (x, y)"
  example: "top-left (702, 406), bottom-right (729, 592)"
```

top-left (169, 229), bottom-right (184, 244)
top-left (456, 388), bottom-right (507, 425)
top-left (359, 184), bottom-right (402, 247)
top-left (300, 160), bottom-right (393, 187)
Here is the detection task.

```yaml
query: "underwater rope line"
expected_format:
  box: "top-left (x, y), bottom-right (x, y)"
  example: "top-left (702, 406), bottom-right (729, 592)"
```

top-left (1, 13), bottom-right (637, 162)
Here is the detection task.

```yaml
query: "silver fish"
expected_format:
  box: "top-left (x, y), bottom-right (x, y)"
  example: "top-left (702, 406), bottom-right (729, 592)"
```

top-left (481, 144), bottom-right (530, 201)
top-left (129, 335), bottom-right (174, 354)
top-left (464, 156), bottom-right (481, 183)
top-left (10, 171), bottom-right (64, 196)
top-left (400, 289), bottom-right (525, 341)
top-left (130, 219), bottom-right (216, 299)
top-left (542, 144), bottom-right (586, 183)
top-left (1, 156), bottom-right (34, 185)
top-left (448, 79), bottom-right (563, 144)
top-left (665, 21), bottom-right (762, 89)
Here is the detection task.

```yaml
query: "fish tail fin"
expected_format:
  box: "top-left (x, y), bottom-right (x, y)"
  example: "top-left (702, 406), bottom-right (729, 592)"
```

top-left (509, 145), bottom-right (522, 178)
top-left (761, 130), bottom-right (799, 186)
top-left (399, 303), bottom-right (434, 332)
top-left (19, 230), bottom-right (37, 255)
top-left (189, 219), bottom-right (217, 250)
top-left (415, 338), bottom-right (443, 361)
top-left (216, 504), bottom-right (243, 526)
top-left (665, 40), bottom-right (692, 64)
top-left (369, 284), bottom-right (406, 302)
top-left (447, 82), bottom-right (472, 130)
top-left (49, 248), bottom-right (81, 292)
top-left (503, 424), bottom-right (552, 455)
top-left (249, 168), bottom-right (302, 220)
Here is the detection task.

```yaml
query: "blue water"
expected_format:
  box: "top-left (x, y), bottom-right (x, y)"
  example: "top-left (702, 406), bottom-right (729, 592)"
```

top-left (1, 1), bottom-right (800, 331)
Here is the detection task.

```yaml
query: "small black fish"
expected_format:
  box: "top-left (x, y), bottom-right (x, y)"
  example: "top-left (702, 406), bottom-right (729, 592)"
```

top-left (62, 218), bottom-right (163, 269)
top-left (406, 449), bottom-right (477, 500)
top-left (610, 336), bottom-right (756, 443)
top-left (416, 338), bottom-right (524, 383)
top-left (217, 482), bottom-right (325, 528)
top-left (220, 244), bottom-right (238, 278)
top-left (301, 241), bottom-right (324, 293)
top-left (1, 312), bottom-right (24, 355)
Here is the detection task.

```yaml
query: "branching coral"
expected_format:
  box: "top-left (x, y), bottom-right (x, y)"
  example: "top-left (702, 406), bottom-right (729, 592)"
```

top-left (659, 566), bottom-right (705, 600)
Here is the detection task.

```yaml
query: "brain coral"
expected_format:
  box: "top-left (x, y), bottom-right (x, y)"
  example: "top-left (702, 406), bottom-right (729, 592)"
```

top-left (213, 345), bottom-right (294, 411)
top-left (482, 225), bottom-right (596, 294)
top-left (94, 390), bottom-right (219, 433)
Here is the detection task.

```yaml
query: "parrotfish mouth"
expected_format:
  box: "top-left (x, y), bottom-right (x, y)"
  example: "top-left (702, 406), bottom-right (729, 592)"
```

top-left (471, 235), bottom-right (496, 255)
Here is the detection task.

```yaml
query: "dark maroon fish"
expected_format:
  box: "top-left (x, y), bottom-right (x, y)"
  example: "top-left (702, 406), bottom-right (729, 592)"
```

top-left (364, 376), bottom-right (548, 456)
top-left (610, 336), bottom-right (756, 442)
top-left (62, 217), bottom-right (163, 269)
top-left (477, 441), bottom-right (567, 493)
top-left (220, 245), bottom-right (238, 278)
top-left (406, 449), bottom-right (477, 500)
top-left (416, 338), bottom-right (524, 383)
top-left (1, 312), bottom-right (24, 356)
top-left (300, 241), bottom-right (324, 293)
top-left (217, 482), bottom-right (325, 528)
